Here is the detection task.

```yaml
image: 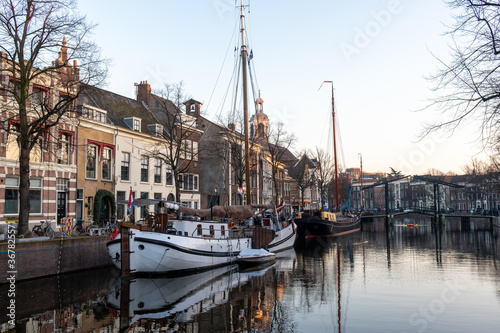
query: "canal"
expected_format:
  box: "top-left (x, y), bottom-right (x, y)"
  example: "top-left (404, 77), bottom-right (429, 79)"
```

top-left (1, 214), bottom-right (499, 332)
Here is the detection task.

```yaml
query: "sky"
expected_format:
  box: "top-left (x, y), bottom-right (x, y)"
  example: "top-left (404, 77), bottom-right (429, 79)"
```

top-left (77, 0), bottom-right (489, 176)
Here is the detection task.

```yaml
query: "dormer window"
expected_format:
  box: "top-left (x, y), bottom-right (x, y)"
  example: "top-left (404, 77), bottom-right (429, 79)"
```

top-left (80, 105), bottom-right (109, 124)
top-left (124, 117), bottom-right (142, 132)
top-left (147, 124), bottom-right (164, 137)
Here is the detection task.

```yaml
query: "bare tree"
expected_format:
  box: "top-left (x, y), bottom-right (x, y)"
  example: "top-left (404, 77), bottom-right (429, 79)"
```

top-left (461, 157), bottom-right (489, 209)
top-left (423, 1), bottom-right (500, 149)
top-left (311, 147), bottom-right (334, 209)
top-left (0, 0), bottom-right (107, 235)
top-left (261, 121), bottom-right (296, 204)
top-left (145, 81), bottom-right (200, 203)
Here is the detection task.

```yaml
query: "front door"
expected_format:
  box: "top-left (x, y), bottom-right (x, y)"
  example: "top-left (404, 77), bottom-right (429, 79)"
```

top-left (100, 197), bottom-right (110, 225)
top-left (57, 192), bottom-right (67, 224)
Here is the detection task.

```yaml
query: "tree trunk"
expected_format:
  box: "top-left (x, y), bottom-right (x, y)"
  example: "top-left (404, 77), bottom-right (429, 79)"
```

top-left (174, 171), bottom-right (181, 203)
top-left (18, 136), bottom-right (31, 235)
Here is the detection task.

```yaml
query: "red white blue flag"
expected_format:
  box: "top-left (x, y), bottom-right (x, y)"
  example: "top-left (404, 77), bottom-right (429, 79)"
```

top-left (127, 188), bottom-right (134, 215)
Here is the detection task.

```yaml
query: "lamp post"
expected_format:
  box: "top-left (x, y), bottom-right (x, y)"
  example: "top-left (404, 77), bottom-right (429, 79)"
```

top-left (211, 185), bottom-right (219, 221)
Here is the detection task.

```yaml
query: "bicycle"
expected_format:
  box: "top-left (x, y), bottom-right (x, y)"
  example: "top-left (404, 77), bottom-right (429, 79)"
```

top-left (72, 220), bottom-right (90, 236)
top-left (32, 220), bottom-right (54, 238)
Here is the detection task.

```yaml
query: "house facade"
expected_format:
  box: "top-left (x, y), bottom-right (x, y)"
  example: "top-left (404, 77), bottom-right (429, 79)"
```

top-left (0, 45), bottom-right (79, 228)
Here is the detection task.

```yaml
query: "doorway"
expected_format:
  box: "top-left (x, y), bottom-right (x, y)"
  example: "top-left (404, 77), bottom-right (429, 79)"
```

top-left (57, 191), bottom-right (67, 224)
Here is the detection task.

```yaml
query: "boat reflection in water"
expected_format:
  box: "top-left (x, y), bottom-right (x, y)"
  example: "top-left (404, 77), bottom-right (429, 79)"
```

top-left (107, 249), bottom-right (297, 332)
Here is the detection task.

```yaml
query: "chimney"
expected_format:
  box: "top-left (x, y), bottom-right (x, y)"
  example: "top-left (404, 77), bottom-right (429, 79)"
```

top-left (136, 80), bottom-right (151, 107)
top-left (228, 123), bottom-right (236, 132)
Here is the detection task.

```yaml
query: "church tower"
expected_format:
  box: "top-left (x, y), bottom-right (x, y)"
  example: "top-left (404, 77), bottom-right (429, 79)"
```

top-left (250, 92), bottom-right (269, 142)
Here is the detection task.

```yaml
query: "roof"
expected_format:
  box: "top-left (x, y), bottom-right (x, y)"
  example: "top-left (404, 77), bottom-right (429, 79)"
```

top-left (149, 93), bottom-right (182, 120)
top-left (79, 84), bottom-right (159, 134)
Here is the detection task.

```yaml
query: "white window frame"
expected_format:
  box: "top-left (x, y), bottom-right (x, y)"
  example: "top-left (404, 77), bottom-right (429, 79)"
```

top-left (86, 144), bottom-right (97, 179)
top-left (102, 147), bottom-right (113, 180)
top-left (154, 158), bottom-right (162, 184)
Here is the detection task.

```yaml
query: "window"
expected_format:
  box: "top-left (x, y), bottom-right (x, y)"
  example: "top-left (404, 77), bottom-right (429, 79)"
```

top-left (180, 174), bottom-right (198, 191)
top-left (116, 191), bottom-right (126, 220)
top-left (133, 119), bottom-right (140, 131)
top-left (58, 133), bottom-right (70, 164)
top-left (221, 225), bottom-right (225, 237)
top-left (102, 148), bottom-right (112, 180)
top-left (166, 165), bottom-right (173, 186)
top-left (32, 86), bottom-right (48, 106)
top-left (6, 122), bottom-right (20, 160)
top-left (76, 188), bottom-right (84, 221)
top-left (56, 179), bottom-right (68, 192)
top-left (95, 111), bottom-right (106, 122)
top-left (154, 158), bottom-right (162, 183)
top-left (209, 225), bottom-right (214, 236)
top-left (121, 152), bottom-right (130, 181)
top-left (141, 156), bottom-right (149, 182)
top-left (197, 224), bottom-right (202, 236)
top-left (5, 177), bottom-right (42, 215)
top-left (86, 145), bottom-right (97, 179)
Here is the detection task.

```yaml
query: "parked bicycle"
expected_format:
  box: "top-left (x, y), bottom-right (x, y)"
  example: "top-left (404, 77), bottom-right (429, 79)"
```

top-left (72, 220), bottom-right (90, 236)
top-left (32, 220), bottom-right (54, 238)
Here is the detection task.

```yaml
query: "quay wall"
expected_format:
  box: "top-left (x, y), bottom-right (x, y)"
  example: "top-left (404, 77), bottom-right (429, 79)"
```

top-left (0, 236), bottom-right (112, 283)
top-left (0, 266), bottom-right (117, 325)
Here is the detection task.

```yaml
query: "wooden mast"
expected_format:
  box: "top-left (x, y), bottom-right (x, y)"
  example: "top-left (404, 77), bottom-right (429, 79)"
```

top-left (320, 81), bottom-right (339, 210)
top-left (240, 0), bottom-right (251, 204)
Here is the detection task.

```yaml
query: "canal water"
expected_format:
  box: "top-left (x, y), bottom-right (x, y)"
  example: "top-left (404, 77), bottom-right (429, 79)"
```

top-left (1, 214), bottom-right (499, 332)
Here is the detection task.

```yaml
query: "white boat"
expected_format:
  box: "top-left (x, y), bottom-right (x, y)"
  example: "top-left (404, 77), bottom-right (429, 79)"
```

top-left (107, 201), bottom-right (296, 274)
top-left (236, 248), bottom-right (276, 266)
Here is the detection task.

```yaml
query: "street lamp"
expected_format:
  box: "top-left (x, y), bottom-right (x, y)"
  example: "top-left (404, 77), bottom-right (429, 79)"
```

top-left (214, 185), bottom-right (219, 206)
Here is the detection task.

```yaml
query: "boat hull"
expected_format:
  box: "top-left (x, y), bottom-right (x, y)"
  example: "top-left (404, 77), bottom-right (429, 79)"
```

top-left (236, 255), bottom-right (275, 266)
top-left (295, 214), bottom-right (360, 239)
top-left (266, 221), bottom-right (296, 252)
top-left (107, 230), bottom-right (252, 274)
top-left (107, 221), bottom-right (296, 274)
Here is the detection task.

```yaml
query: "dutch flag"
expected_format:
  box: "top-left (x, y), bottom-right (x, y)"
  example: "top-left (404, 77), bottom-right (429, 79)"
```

top-left (127, 187), bottom-right (134, 215)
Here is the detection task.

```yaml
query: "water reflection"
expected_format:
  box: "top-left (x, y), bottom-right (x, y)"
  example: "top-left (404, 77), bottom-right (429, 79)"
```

top-left (2, 216), bottom-right (499, 332)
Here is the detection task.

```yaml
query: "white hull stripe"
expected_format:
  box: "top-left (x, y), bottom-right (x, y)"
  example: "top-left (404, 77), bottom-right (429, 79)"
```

top-left (135, 237), bottom-right (246, 257)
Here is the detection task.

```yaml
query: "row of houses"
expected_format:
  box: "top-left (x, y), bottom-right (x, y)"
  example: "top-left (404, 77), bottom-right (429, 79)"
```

top-left (349, 173), bottom-right (500, 214)
top-left (0, 43), bottom-right (323, 229)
